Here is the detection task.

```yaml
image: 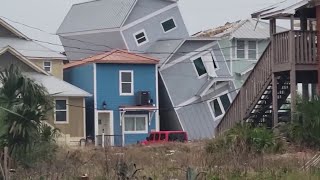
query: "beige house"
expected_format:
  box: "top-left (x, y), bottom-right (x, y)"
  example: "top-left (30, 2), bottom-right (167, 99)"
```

top-left (0, 18), bottom-right (91, 145)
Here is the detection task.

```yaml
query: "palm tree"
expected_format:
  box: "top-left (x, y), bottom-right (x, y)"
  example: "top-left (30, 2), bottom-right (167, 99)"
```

top-left (0, 65), bottom-right (53, 156)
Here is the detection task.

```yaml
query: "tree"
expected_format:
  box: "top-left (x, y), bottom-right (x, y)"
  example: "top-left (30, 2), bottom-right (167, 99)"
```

top-left (0, 65), bottom-right (53, 156)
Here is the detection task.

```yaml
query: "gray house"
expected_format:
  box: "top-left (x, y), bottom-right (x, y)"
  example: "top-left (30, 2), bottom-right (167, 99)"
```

top-left (57, 0), bottom-right (236, 140)
top-left (194, 19), bottom-right (287, 88)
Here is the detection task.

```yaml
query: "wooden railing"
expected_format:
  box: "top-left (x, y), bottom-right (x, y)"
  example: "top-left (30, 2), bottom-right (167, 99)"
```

top-left (274, 30), bottom-right (317, 65)
top-left (216, 43), bottom-right (272, 135)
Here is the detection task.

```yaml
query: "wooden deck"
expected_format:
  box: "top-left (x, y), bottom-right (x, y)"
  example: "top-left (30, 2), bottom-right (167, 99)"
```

top-left (216, 30), bottom-right (318, 135)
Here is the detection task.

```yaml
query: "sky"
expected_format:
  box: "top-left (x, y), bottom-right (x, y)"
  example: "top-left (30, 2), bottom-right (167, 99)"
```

top-left (0, 0), bottom-right (284, 51)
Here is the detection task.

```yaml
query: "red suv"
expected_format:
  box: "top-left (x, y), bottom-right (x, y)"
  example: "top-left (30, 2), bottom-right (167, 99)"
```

top-left (140, 131), bottom-right (188, 145)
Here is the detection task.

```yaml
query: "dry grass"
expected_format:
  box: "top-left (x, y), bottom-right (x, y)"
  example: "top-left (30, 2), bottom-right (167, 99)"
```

top-left (9, 141), bottom-right (320, 180)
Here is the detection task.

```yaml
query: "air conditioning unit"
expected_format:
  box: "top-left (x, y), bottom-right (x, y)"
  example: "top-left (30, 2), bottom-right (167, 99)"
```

top-left (136, 91), bottom-right (150, 106)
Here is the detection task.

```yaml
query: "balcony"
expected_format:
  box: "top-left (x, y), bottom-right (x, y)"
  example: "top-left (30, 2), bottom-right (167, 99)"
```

top-left (273, 30), bottom-right (318, 72)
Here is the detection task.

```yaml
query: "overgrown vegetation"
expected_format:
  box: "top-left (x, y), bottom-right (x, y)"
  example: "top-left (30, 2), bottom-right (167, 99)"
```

top-left (0, 65), bottom-right (58, 166)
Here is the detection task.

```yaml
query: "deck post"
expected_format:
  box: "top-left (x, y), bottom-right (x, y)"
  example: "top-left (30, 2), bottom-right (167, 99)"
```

top-left (289, 15), bottom-right (297, 121)
top-left (272, 73), bottom-right (278, 126)
top-left (302, 83), bottom-right (309, 101)
top-left (300, 9), bottom-right (308, 31)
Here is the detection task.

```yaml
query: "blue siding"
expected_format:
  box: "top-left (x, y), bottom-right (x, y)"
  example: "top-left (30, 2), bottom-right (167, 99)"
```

top-left (64, 64), bottom-right (95, 137)
top-left (96, 63), bottom-right (157, 145)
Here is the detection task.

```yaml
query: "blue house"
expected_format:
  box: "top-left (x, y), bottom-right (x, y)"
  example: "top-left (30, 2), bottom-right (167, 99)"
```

top-left (64, 49), bottom-right (159, 146)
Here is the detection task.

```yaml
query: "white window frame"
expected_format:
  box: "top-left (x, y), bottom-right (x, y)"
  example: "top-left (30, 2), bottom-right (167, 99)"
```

top-left (54, 98), bottom-right (69, 124)
top-left (207, 92), bottom-right (232, 121)
top-left (133, 29), bottom-right (149, 46)
top-left (123, 114), bottom-right (148, 134)
top-left (119, 70), bottom-right (134, 96)
top-left (191, 51), bottom-right (219, 79)
top-left (161, 17), bottom-right (177, 33)
top-left (210, 51), bottom-right (220, 70)
top-left (236, 40), bottom-right (258, 60)
top-left (43, 61), bottom-right (52, 73)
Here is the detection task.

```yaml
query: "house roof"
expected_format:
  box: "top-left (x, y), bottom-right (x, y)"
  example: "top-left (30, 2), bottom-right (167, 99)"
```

top-left (64, 49), bottom-right (159, 69)
top-left (0, 18), bottom-right (30, 40)
top-left (25, 72), bottom-right (91, 97)
top-left (0, 46), bottom-right (50, 75)
top-left (252, 0), bottom-right (311, 19)
top-left (0, 37), bottom-right (66, 60)
top-left (194, 18), bottom-right (287, 39)
top-left (57, 0), bottom-right (137, 34)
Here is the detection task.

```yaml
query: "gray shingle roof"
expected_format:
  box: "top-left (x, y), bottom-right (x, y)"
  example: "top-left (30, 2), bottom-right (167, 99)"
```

top-left (57, 0), bottom-right (137, 34)
top-left (24, 72), bottom-right (91, 97)
top-left (0, 37), bottom-right (66, 59)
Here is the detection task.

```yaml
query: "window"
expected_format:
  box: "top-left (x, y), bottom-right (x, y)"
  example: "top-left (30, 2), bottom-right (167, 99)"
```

top-left (124, 115), bottom-right (148, 133)
top-left (210, 99), bottom-right (223, 118)
top-left (211, 53), bottom-right (218, 69)
top-left (43, 61), bottom-right (51, 72)
top-left (237, 40), bottom-right (245, 58)
top-left (55, 99), bottom-right (68, 123)
top-left (160, 133), bottom-right (166, 140)
top-left (248, 41), bottom-right (257, 59)
top-left (161, 18), bottom-right (176, 33)
top-left (209, 93), bottom-right (231, 119)
top-left (134, 30), bottom-right (148, 46)
top-left (155, 133), bottom-right (159, 140)
top-left (193, 57), bottom-right (207, 77)
top-left (168, 133), bottom-right (186, 142)
top-left (120, 71), bottom-right (133, 96)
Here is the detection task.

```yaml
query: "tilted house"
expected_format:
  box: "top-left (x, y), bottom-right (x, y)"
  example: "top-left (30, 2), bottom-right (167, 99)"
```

top-left (194, 19), bottom-right (287, 88)
top-left (217, 0), bottom-right (320, 135)
top-left (0, 17), bottom-right (91, 145)
top-left (58, 0), bottom-right (236, 141)
top-left (64, 50), bottom-right (159, 146)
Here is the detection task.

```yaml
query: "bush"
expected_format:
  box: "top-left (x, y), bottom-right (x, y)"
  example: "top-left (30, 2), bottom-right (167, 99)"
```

top-left (283, 97), bottom-right (320, 148)
top-left (207, 123), bottom-right (282, 155)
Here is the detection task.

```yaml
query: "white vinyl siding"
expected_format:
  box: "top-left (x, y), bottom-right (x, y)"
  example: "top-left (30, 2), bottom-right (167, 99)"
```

top-left (124, 115), bottom-right (148, 134)
top-left (119, 70), bottom-right (134, 96)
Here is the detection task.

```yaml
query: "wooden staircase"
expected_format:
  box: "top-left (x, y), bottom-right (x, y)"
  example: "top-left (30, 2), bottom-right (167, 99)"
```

top-left (216, 30), bottom-right (318, 135)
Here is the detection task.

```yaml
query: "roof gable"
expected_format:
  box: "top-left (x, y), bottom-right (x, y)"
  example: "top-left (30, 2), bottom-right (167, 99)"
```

top-left (0, 18), bottom-right (29, 40)
top-left (57, 0), bottom-right (137, 34)
top-left (0, 46), bottom-right (49, 75)
top-left (64, 49), bottom-right (159, 69)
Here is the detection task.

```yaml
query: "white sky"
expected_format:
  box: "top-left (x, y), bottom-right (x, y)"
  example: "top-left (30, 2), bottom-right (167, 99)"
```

top-left (0, 0), bottom-right (284, 51)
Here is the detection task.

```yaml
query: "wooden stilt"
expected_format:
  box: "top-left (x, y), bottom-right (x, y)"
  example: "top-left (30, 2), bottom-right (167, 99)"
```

top-left (272, 73), bottom-right (278, 126)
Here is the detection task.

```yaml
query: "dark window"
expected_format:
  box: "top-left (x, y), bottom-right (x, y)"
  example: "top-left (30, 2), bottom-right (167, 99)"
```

top-left (149, 134), bottom-right (154, 141)
top-left (55, 100), bottom-right (67, 122)
top-left (135, 31), bottom-right (148, 45)
top-left (220, 94), bottom-right (231, 111)
top-left (193, 57), bottom-right (207, 76)
top-left (210, 99), bottom-right (223, 117)
top-left (155, 133), bottom-right (159, 140)
top-left (161, 18), bottom-right (176, 32)
top-left (168, 133), bottom-right (185, 142)
top-left (160, 134), bottom-right (166, 140)
top-left (248, 41), bottom-right (257, 59)
top-left (237, 40), bottom-right (245, 58)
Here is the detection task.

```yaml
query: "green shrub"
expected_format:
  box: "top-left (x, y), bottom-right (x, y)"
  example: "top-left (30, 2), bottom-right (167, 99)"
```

top-left (207, 123), bottom-right (282, 155)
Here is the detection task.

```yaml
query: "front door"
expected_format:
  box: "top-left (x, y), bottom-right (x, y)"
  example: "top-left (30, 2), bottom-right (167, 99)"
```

top-left (98, 112), bottom-right (111, 146)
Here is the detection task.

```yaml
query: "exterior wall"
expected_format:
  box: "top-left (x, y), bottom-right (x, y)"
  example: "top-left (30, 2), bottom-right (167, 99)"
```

top-left (96, 63), bottom-right (157, 145)
top-left (122, 6), bottom-right (189, 52)
top-left (160, 42), bottom-right (231, 106)
top-left (30, 59), bottom-right (64, 79)
top-left (46, 97), bottom-right (85, 139)
top-left (59, 31), bottom-right (126, 61)
top-left (64, 64), bottom-right (95, 137)
top-left (124, 0), bottom-right (174, 26)
top-left (0, 52), bottom-right (36, 72)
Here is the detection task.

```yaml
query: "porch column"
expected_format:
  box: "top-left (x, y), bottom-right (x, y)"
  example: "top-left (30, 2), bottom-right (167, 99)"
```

top-left (289, 15), bottom-right (297, 120)
top-left (272, 73), bottom-right (278, 126)
top-left (316, 3), bottom-right (320, 95)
